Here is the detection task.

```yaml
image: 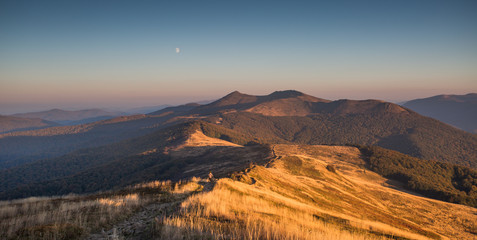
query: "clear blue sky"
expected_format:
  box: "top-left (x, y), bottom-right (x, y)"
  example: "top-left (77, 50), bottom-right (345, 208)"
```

top-left (1, 0), bottom-right (476, 113)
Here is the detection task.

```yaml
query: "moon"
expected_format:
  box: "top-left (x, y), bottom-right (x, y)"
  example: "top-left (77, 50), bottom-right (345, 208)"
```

top-left (176, 48), bottom-right (180, 53)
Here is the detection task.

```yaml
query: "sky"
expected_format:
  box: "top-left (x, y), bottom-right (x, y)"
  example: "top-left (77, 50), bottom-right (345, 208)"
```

top-left (1, 0), bottom-right (477, 114)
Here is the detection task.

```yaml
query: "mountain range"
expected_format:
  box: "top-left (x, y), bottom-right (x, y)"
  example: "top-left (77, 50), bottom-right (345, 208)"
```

top-left (12, 108), bottom-right (124, 125)
top-left (0, 90), bottom-right (476, 200)
top-left (0, 115), bottom-right (58, 133)
top-left (1, 90), bottom-right (477, 240)
top-left (403, 93), bottom-right (477, 133)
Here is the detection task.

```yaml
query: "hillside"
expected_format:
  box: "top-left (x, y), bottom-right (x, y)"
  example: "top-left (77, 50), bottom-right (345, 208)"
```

top-left (403, 93), bottom-right (477, 133)
top-left (0, 114), bottom-right (182, 169)
top-left (170, 90), bottom-right (477, 168)
top-left (1, 144), bottom-right (476, 239)
top-left (215, 110), bottom-right (477, 168)
top-left (161, 144), bottom-right (477, 239)
top-left (0, 115), bottom-right (57, 133)
top-left (0, 121), bottom-right (270, 200)
top-left (12, 108), bottom-right (124, 125)
top-left (359, 145), bottom-right (477, 207)
top-left (149, 103), bottom-right (201, 116)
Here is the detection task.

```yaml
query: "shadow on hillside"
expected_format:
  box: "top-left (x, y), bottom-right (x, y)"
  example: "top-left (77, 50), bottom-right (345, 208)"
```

top-left (383, 179), bottom-right (426, 198)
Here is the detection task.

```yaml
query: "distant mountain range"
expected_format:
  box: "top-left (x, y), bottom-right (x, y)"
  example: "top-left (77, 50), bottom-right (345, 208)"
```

top-left (12, 108), bottom-right (125, 125)
top-left (0, 108), bottom-right (127, 134)
top-left (0, 90), bottom-right (476, 200)
top-left (403, 93), bottom-right (477, 133)
top-left (124, 105), bottom-right (171, 114)
top-left (0, 115), bottom-right (58, 133)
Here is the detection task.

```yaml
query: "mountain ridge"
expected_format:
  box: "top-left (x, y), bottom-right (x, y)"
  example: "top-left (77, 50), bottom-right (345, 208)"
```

top-left (1, 90), bottom-right (476, 173)
top-left (0, 115), bottom-right (58, 134)
top-left (187, 90), bottom-right (411, 117)
top-left (12, 108), bottom-right (125, 125)
top-left (404, 93), bottom-right (477, 133)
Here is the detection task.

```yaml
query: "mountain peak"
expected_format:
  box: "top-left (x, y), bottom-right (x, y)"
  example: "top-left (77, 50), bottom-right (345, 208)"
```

top-left (227, 90), bottom-right (243, 96)
top-left (268, 90), bottom-right (305, 98)
top-left (208, 91), bottom-right (257, 107)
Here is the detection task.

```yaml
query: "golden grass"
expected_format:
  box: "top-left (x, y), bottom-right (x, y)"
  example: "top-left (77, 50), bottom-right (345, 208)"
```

top-left (2, 144), bottom-right (476, 239)
top-left (158, 144), bottom-right (477, 240)
top-left (159, 178), bottom-right (388, 240)
top-left (97, 193), bottom-right (140, 207)
top-left (0, 179), bottom-right (202, 239)
top-left (183, 130), bottom-right (242, 147)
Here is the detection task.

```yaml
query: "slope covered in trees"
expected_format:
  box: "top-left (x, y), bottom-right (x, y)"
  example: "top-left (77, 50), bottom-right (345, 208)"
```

top-left (359, 146), bottom-right (477, 207)
top-left (0, 114), bottom-right (182, 169)
top-left (0, 121), bottom-right (270, 200)
top-left (214, 110), bottom-right (477, 168)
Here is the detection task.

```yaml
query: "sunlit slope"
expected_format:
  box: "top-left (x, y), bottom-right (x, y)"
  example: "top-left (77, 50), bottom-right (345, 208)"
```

top-left (162, 145), bottom-right (477, 240)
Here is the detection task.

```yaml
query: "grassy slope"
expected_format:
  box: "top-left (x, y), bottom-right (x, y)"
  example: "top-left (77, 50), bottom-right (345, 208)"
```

top-left (0, 180), bottom-right (203, 240)
top-left (1, 143), bottom-right (476, 239)
top-left (161, 145), bottom-right (477, 240)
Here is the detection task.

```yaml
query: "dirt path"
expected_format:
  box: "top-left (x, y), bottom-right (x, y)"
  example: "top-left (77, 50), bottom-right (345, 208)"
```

top-left (87, 181), bottom-right (216, 240)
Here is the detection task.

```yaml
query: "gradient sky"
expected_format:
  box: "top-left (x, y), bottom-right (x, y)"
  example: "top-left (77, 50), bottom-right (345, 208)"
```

top-left (1, 0), bottom-right (477, 114)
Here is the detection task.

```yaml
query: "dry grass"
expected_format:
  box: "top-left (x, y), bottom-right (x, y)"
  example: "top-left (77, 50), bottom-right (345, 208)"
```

top-left (158, 145), bottom-right (477, 240)
top-left (0, 179), bottom-right (202, 240)
top-left (2, 144), bottom-right (476, 240)
top-left (160, 179), bottom-right (388, 240)
top-left (183, 130), bottom-right (242, 148)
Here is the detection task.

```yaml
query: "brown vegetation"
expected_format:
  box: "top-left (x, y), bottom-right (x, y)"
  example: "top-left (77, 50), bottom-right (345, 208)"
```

top-left (158, 145), bottom-right (477, 239)
top-left (0, 180), bottom-right (202, 239)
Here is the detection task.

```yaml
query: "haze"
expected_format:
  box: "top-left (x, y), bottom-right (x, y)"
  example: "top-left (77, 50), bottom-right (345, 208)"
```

top-left (1, 0), bottom-right (477, 114)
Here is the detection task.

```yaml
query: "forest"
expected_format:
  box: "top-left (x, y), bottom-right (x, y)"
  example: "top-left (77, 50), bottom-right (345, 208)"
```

top-left (359, 146), bottom-right (477, 207)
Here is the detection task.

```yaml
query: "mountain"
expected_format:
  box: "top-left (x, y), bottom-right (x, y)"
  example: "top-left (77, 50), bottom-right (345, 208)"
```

top-left (403, 93), bottom-right (477, 133)
top-left (187, 90), bottom-right (408, 117)
top-left (214, 109), bottom-right (477, 168)
top-left (0, 114), bottom-right (184, 169)
top-left (0, 115), bottom-right (58, 133)
top-left (1, 91), bottom-right (477, 240)
top-left (1, 90), bottom-right (476, 170)
top-left (12, 108), bottom-right (124, 125)
top-left (149, 103), bottom-right (201, 116)
top-left (194, 91), bottom-right (477, 168)
top-left (189, 90), bottom-right (329, 116)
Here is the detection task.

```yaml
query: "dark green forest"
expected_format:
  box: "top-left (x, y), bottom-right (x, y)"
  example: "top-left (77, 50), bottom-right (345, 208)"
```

top-left (359, 146), bottom-right (477, 208)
